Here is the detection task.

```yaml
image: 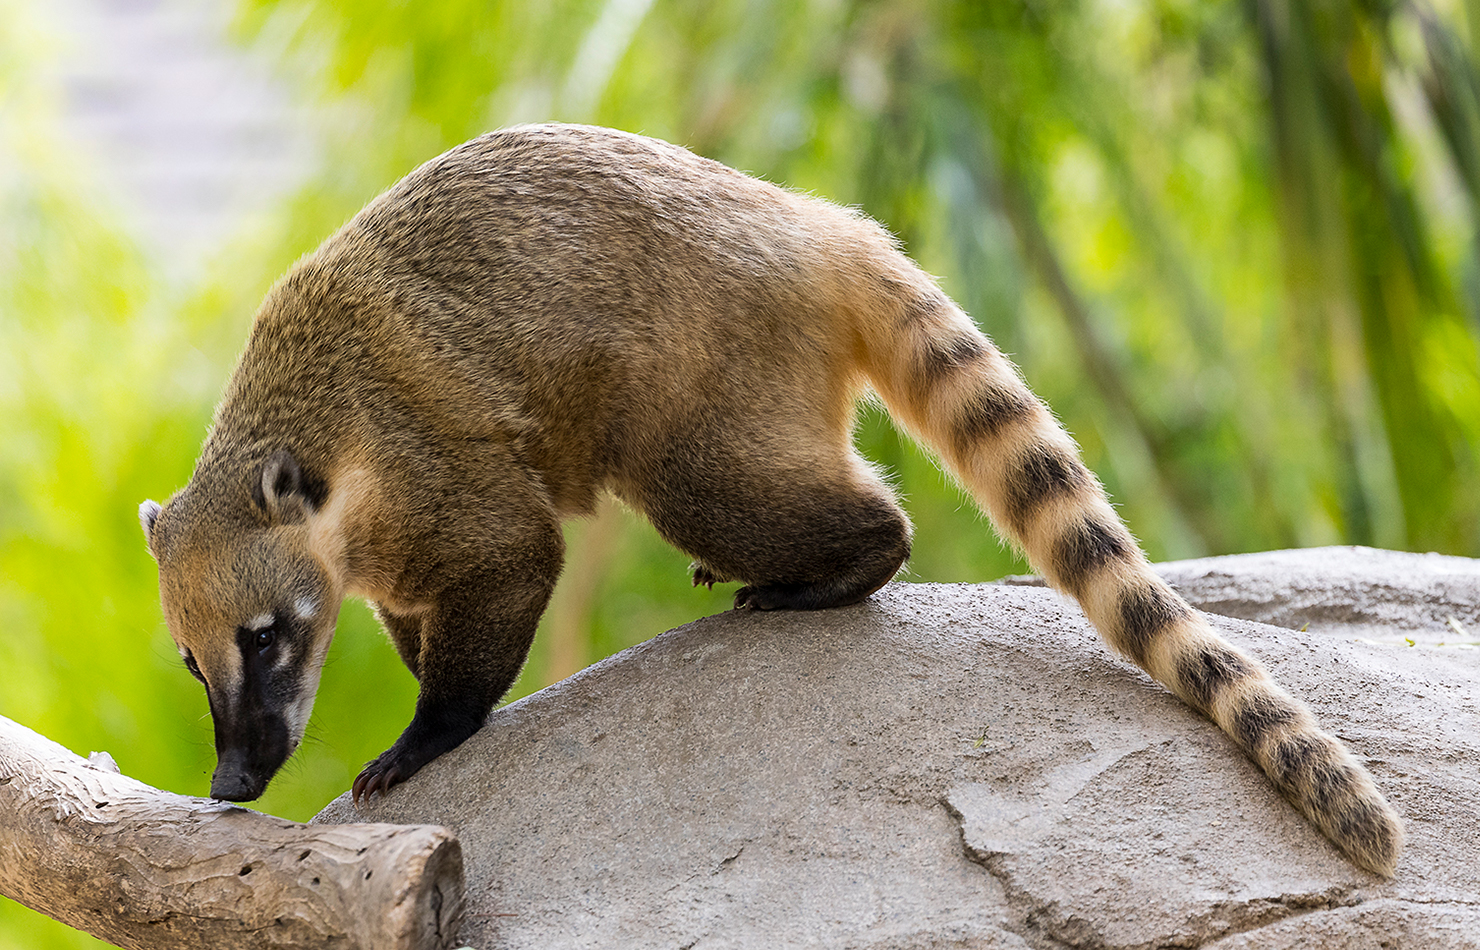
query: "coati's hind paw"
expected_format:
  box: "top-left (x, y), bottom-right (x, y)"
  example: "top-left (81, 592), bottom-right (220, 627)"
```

top-left (735, 579), bottom-right (881, 611)
top-left (690, 562), bottom-right (728, 590)
top-left (735, 582), bottom-right (815, 610)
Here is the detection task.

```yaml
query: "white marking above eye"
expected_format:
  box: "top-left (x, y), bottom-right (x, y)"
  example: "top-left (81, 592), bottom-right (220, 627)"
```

top-left (294, 597), bottom-right (317, 620)
top-left (246, 612), bottom-right (274, 631)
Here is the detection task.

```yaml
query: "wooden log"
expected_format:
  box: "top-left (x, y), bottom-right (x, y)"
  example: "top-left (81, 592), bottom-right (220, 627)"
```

top-left (0, 715), bottom-right (464, 949)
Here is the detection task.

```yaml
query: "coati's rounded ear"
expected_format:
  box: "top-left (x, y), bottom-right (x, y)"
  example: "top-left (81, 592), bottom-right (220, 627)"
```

top-left (138, 500), bottom-right (162, 558)
top-left (259, 450), bottom-right (313, 524)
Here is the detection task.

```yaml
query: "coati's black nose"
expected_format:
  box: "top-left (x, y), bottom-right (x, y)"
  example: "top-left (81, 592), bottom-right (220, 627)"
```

top-left (210, 756), bottom-right (266, 802)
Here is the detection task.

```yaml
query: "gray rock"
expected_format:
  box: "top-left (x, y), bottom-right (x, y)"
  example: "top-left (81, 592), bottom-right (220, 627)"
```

top-left (316, 548), bottom-right (1480, 949)
top-left (1158, 546), bottom-right (1480, 645)
top-left (1008, 545), bottom-right (1480, 644)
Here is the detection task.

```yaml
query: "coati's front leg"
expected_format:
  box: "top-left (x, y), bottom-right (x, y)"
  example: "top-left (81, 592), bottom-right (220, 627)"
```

top-left (353, 512), bottom-right (564, 803)
top-left (375, 607), bottom-right (424, 679)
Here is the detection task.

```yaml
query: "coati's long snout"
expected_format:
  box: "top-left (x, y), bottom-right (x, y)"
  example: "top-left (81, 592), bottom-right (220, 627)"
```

top-left (198, 607), bottom-right (312, 802)
top-left (139, 123), bottom-right (1401, 875)
top-left (208, 703), bottom-right (292, 802)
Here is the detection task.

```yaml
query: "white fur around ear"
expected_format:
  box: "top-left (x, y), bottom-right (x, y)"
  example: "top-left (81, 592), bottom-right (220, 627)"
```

top-left (138, 500), bottom-right (162, 556)
top-left (260, 450), bottom-right (308, 524)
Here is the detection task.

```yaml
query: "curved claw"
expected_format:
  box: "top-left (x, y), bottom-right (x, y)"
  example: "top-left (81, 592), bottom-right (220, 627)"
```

top-left (351, 757), bottom-right (404, 807)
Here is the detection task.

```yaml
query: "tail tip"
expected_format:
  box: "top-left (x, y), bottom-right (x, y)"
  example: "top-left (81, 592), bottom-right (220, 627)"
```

top-left (1329, 793), bottom-right (1405, 878)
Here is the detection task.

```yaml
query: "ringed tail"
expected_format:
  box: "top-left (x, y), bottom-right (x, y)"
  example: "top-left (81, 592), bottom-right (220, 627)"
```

top-left (853, 274), bottom-right (1404, 876)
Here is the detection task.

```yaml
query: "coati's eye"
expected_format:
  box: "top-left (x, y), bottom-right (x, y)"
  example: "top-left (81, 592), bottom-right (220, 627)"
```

top-left (241, 612), bottom-right (280, 655)
top-left (183, 652), bottom-right (205, 683)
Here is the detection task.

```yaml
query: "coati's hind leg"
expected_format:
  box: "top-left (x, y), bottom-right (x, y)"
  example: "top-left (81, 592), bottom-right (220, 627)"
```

top-left (632, 434), bottom-right (912, 612)
top-left (730, 485), bottom-right (909, 610)
top-left (733, 535), bottom-right (907, 610)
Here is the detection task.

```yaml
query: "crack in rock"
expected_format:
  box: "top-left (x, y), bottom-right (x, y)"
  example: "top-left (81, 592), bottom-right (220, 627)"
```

top-left (943, 772), bottom-right (1368, 950)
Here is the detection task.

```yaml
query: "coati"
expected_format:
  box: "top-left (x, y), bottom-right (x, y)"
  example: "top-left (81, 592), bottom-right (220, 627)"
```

top-left (139, 123), bottom-right (1402, 875)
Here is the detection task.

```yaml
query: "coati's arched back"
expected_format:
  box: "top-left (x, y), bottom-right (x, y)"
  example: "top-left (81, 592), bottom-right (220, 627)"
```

top-left (141, 123), bottom-right (1402, 875)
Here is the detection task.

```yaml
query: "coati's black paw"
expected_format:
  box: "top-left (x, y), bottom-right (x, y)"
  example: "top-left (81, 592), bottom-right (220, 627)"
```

top-left (735, 581), bottom-right (872, 611)
top-left (352, 704), bottom-right (485, 805)
top-left (734, 583), bottom-right (803, 610)
top-left (352, 753), bottom-right (409, 805)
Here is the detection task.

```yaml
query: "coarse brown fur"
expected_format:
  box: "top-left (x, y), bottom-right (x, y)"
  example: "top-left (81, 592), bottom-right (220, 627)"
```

top-left (140, 123), bottom-right (1402, 875)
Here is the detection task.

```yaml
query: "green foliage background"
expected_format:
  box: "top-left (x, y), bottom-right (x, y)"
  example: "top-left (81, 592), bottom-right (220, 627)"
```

top-left (5, 0), bottom-right (1480, 945)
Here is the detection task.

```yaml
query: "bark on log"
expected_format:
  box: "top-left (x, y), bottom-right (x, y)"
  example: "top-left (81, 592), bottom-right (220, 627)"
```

top-left (0, 716), bottom-right (464, 949)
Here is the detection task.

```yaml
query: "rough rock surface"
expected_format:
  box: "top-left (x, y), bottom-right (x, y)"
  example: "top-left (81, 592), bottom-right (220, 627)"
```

top-left (316, 548), bottom-right (1480, 949)
top-left (1007, 544), bottom-right (1480, 647)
